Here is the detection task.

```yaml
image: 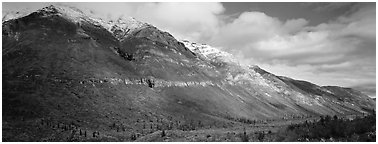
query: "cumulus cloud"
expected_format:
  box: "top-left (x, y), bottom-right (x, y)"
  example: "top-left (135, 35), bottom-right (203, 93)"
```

top-left (283, 18), bottom-right (309, 34)
top-left (131, 2), bottom-right (224, 43)
top-left (208, 3), bottom-right (375, 88)
top-left (210, 12), bottom-right (284, 49)
top-left (211, 4), bottom-right (374, 64)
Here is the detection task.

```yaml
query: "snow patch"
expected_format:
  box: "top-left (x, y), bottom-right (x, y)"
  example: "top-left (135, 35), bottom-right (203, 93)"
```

top-left (180, 40), bottom-right (238, 64)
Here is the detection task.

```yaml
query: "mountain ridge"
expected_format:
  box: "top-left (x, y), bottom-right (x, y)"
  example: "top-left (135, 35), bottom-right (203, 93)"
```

top-left (2, 5), bottom-right (375, 142)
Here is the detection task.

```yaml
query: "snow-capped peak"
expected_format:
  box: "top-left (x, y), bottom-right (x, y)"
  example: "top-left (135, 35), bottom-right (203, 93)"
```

top-left (180, 40), bottom-right (238, 64)
top-left (109, 16), bottom-right (149, 41)
top-left (113, 16), bottom-right (148, 30)
top-left (2, 4), bottom-right (149, 40)
top-left (37, 5), bottom-right (86, 21)
top-left (3, 5), bottom-right (93, 24)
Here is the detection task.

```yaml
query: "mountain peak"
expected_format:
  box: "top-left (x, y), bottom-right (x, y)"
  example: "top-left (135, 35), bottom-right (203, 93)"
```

top-left (2, 5), bottom-right (86, 23)
top-left (112, 16), bottom-right (148, 31)
top-left (34, 5), bottom-right (116, 33)
top-left (38, 5), bottom-right (60, 14)
top-left (109, 16), bottom-right (150, 41)
top-left (180, 40), bottom-right (238, 64)
top-left (37, 4), bottom-right (85, 19)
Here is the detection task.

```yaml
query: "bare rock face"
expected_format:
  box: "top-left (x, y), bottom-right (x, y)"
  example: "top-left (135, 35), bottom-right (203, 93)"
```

top-left (2, 5), bottom-right (375, 142)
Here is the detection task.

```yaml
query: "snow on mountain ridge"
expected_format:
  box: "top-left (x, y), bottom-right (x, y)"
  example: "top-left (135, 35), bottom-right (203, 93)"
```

top-left (3, 5), bottom-right (149, 40)
top-left (180, 40), bottom-right (239, 64)
top-left (109, 16), bottom-right (150, 41)
top-left (37, 5), bottom-right (87, 22)
top-left (113, 16), bottom-right (147, 31)
top-left (179, 40), bottom-right (284, 92)
top-left (178, 40), bottom-right (320, 106)
top-left (43, 5), bottom-right (121, 32)
top-left (41, 5), bottom-right (149, 41)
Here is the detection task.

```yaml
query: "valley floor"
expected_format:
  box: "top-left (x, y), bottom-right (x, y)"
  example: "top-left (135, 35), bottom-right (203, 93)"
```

top-left (3, 113), bottom-right (375, 142)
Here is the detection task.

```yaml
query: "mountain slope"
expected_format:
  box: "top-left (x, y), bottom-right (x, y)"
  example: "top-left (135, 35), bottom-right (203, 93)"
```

top-left (2, 5), bottom-right (375, 142)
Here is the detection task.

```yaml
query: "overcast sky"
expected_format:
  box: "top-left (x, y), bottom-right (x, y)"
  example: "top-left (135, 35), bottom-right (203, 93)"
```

top-left (2, 2), bottom-right (376, 96)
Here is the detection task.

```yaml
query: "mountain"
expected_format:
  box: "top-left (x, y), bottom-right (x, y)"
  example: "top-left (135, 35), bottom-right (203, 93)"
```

top-left (2, 5), bottom-right (375, 142)
top-left (351, 83), bottom-right (376, 98)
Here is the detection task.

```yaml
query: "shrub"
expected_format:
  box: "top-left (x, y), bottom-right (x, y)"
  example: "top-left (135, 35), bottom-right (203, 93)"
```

top-left (240, 128), bottom-right (249, 142)
top-left (161, 130), bottom-right (166, 137)
top-left (278, 114), bottom-right (376, 142)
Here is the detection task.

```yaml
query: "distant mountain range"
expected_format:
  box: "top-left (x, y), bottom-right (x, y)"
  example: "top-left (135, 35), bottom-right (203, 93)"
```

top-left (2, 5), bottom-right (375, 141)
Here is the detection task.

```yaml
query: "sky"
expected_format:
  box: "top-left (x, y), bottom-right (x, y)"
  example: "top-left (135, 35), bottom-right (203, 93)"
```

top-left (2, 2), bottom-right (376, 97)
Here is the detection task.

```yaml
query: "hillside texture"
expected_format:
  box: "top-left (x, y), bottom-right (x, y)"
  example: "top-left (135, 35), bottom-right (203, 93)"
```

top-left (2, 5), bottom-right (375, 141)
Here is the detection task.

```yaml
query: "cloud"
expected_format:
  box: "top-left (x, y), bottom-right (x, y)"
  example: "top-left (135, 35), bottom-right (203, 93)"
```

top-left (68, 2), bottom-right (141, 20)
top-left (315, 2), bottom-right (355, 12)
top-left (283, 18), bottom-right (309, 34)
top-left (209, 11), bottom-right (284, 49)
top-left (213, 4), bottom-right (374, 65)
top-left (257, 61), bottom-right (375, 87)
top-left (208, 3), bottom-right (375, 88)
top-left (130, 2), bottom-right (225, 43)
top-left (337, 4), bottom-right (376, 41)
